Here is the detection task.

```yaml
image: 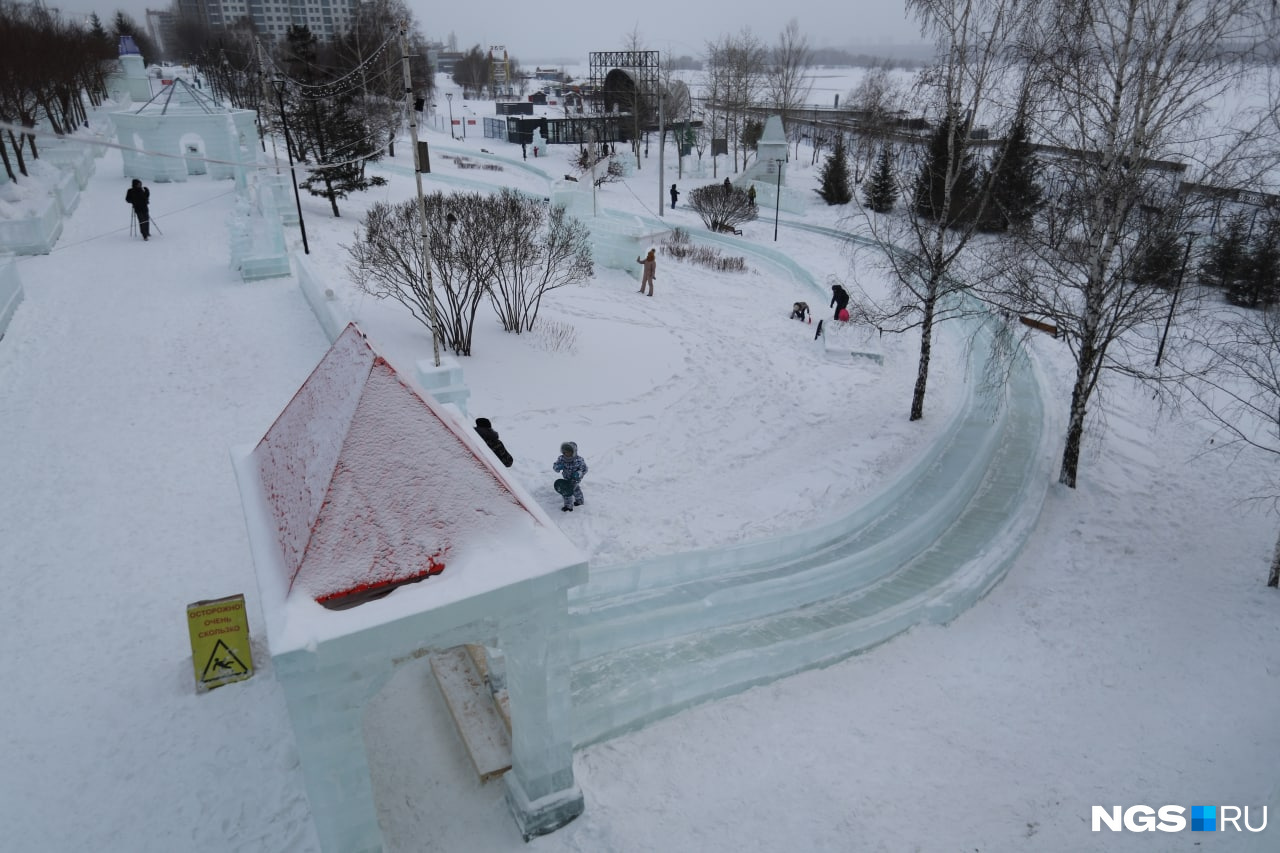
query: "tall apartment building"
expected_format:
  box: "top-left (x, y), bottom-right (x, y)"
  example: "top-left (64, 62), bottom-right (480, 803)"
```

top-left (175, 0), bottom-right (359, 42)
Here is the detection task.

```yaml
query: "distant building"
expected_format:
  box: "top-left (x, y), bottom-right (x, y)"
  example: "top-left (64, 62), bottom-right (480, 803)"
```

top-left (145, 8), bottom-right (178, 59)
top-left (176, 0), bottom-right (363, 42)
top-left (434, 51), bottom-right (464, 76)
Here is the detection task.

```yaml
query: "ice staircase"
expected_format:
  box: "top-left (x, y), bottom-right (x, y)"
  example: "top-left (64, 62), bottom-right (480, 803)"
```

top-left (566, 306), bottom-right (1051, 747)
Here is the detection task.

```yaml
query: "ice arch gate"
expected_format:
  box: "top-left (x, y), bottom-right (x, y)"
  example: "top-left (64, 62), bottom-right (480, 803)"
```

top-left (233, 324), bottom-right (587, 850)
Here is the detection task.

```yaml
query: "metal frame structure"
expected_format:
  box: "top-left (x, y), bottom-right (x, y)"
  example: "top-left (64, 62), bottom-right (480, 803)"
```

top-left (588, 50), bottom-right (660, 117)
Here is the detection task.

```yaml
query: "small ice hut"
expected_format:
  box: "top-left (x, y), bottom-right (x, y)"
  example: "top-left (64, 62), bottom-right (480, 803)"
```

top-left (113, 79), bottom-right (257, 183)
top-left (232, 323), bottom-right (588, 851)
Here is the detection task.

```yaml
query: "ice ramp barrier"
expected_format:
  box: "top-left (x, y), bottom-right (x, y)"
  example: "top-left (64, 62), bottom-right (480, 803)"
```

top-left (566, 311), bottom-right (1053, 747)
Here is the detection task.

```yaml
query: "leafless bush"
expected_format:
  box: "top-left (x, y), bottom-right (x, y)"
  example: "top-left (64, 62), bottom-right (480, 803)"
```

top-left (346, 189), bottom-right (593, 355)
top-left (529, 319), bottom-right (578, 354)
top-left (570, 148), bottom-right (624, 186)
top-left (444, 155), bottom-right (503, 171)
top-left (687, 183), bottom-right (759, 233)
top-left (660, 228), bottom-right (748, 273)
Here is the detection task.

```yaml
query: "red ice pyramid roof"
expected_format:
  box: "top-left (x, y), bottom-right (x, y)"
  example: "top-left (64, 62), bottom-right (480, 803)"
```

top-left (250, 324), bottom-right (537, 609)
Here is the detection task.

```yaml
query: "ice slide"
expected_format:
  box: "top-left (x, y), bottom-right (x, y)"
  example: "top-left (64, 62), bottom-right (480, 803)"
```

top-left (374, 155), bottom-right (1055, 747)
top-left (564, 221), bottom-right (1056, 747)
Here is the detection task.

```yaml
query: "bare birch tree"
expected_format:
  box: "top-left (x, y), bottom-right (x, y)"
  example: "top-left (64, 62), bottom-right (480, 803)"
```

top-left (705, 30), bottom-right (768, 173)
top-left (848, 0), bottom-right (1033, 422)
top-left (699, 39), bottom-right (728, 177)
top-left (846, 63), bottom-right (908, 184)
top-left (764, 19), bottom-right (813, 133)
top-left (994, 0), bottom-right (1274, 487)
top-left (1179, 304), bottom-right (1280, 587)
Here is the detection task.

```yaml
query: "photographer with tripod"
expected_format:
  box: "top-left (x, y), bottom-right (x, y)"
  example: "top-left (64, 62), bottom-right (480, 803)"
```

top-left (126, 179), bottom-right (152, 241)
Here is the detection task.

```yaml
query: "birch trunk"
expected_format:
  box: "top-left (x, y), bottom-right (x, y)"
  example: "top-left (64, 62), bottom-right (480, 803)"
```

top-left (1268, 528), bottom-right (1279, 588)
top-left (910, 291), bottom-right (937, 422)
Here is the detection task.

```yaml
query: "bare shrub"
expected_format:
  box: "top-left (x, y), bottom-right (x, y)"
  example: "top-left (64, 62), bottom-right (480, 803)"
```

top-left (530, 319), bottom-right (578, 354)
top-left (687, 184), bottom-right (759, 233)
top-left (660, 228), bottom-right (748, 273)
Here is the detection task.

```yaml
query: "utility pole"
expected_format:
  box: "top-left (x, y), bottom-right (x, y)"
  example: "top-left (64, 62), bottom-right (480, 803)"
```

top-left (400, 24), bottom-right (441, 367)
top-left (658, 88), bottom-right (664, 216)
top-left (272, 78), bottom-right (310, 255)
top-left (1155, 231), bottom-right (1196, 369)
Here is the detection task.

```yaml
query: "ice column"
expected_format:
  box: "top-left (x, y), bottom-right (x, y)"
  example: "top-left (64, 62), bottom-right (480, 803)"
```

top-left (500, 587), bottom-right (584, 840)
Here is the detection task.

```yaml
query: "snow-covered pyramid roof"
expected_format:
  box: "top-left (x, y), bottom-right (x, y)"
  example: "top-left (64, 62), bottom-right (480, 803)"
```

top-left (250, 323), bottom-right (538, 609)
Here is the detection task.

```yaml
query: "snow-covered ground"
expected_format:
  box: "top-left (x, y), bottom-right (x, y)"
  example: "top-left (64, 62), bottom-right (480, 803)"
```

top-left (0, 76), bottom-right (1277, 853)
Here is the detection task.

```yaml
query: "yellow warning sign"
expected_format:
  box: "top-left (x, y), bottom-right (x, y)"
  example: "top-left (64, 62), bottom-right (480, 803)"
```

top-left (187, 594), bottom-right (254, 690)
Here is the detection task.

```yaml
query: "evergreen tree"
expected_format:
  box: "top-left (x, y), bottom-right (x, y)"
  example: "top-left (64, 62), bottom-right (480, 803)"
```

top-left (1202, 212), bottom-right (1249, 292)
top-left (112, 12), bottom-right (159, 64)
top-left (1235, 220), bottom-right (1280, 308)
top-left (87, 13), bottom-right (112, 52)
top-left (1131, 215), bottom-right (1184, 291)
top-left (862, 145), bottom-right (899, 213)
top-left (282, 25), bottom-right (387, 218)
top-left (912, 108), bottom-right (980, 228)
top-left (980, 115), bottom-right (1041, 232)
top-left (817, 133), bottom-right (853, 205)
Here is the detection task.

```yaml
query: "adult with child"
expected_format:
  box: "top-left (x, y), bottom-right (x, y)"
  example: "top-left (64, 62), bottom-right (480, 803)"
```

top-left (125, 178), bottom-right (151, 241)
top-left (830, 283), bottom-right (850, 321)
top-left (636, 248), bottom-right (657, 296)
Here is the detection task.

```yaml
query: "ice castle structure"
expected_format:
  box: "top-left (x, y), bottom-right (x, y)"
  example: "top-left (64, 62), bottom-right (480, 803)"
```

top-left (113, 79), bottom-right (257, 183)
top-left (232, 323), bottom-right (588, 851)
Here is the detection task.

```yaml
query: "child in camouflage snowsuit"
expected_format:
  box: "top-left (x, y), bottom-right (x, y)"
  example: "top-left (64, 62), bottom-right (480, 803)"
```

top-left (553, 441), bottom-right (588, 511)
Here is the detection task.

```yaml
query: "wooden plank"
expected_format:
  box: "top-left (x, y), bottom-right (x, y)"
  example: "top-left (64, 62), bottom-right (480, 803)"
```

top-left (429, 647), bottom-right (512, 782)
top-left (464, 645), bottom-right (512, 733)
top-left (1019, 316), bottom-right (1059, 338)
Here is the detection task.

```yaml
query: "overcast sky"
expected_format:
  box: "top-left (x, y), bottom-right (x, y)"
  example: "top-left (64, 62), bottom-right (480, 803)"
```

top-left (414, 4), bottom-right (928, 62)
top-left (65, 1), bottom-right (926, 64)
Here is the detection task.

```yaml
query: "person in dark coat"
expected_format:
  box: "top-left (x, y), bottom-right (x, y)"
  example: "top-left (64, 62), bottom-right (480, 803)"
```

top-left (670, 183), bottom-right (679, 208)
top-left (474, 417), bottom-right (514, 467)
top-left (723, 177), bottom-right (732, 195)
top-left (125, 178), bottom-right (151, 241)
top-left (830, 283), bottom-right (850, 321)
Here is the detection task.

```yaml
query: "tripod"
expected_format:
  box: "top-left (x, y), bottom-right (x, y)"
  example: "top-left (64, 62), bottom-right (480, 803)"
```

top-left (129, 210), bottom-right (162, 239)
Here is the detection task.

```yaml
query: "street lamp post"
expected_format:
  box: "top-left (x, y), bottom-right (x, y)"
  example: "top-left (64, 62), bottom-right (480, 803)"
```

top-left (446, 92), bottom-right (454, 138)
top-left (773, 158), bottom-right (783, 242)
top-left (353, 1), bottom-right (369, 109)
top-left (272, 77), bottom-right (310, 255)
top-left (1155, 231), bottom-right (1196, 369)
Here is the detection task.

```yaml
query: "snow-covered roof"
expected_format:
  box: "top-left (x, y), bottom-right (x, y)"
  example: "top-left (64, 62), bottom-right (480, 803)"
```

top-left (249, 323), bottom-right (556, 609)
